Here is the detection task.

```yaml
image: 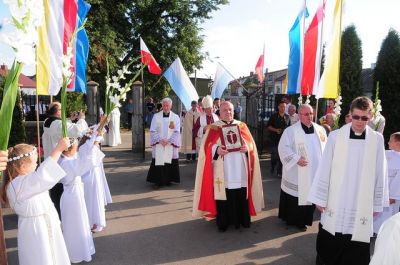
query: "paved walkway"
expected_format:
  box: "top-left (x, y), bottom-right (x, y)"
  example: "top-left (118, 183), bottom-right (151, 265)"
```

top-left (5, 131), bottom-right (321, 265)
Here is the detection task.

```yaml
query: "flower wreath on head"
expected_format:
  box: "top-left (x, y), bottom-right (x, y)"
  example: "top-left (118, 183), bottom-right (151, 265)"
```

top-left (7, 147), bottom-right (37, 162)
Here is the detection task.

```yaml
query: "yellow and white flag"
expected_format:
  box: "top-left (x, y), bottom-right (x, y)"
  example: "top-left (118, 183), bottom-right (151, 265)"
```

top-left (317, 0), bottom-right (343, 99)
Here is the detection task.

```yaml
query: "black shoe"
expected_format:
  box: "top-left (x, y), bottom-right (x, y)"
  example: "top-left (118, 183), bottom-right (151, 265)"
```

top-left (296, 225), bottom-right (307, 232)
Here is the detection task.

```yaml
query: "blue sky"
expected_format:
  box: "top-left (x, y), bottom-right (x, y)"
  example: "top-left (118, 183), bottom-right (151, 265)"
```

top-left (1, 0), bottom-right (399, 78)
top-left (198, 0), bottom-right (400, 78)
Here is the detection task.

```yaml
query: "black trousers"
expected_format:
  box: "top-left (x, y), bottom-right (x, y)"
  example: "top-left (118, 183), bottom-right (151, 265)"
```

top-left (216, 187), bottom-right (250, 230)
top-left (316, 223), bottom-right (370, 265)
top-left (146, 158), bottom-right (180, 186)
top-left (270, 146), bottom-right (282, 175)
top-left (278, 190), bottom-right (315, 226)
top-left (49, 183), bottom-right (63, 219)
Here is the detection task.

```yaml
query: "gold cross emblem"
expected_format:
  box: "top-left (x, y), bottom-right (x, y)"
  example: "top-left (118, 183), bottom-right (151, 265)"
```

top-left (215, 178), bottom-right (223, 192)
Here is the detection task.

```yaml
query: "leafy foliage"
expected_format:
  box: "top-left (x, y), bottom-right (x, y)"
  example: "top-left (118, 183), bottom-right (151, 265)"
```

top-left (0, 71), bottom-right (26, 148)
top-left (85, 0), bottom-right (228, 100)
top-left (339, 25), bottom-right (363, 123)
top-left (374, 29), bottom-right (400, 142)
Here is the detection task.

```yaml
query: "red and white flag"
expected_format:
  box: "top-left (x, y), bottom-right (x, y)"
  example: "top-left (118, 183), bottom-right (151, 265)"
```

top-left (301, 1), bottom-right (325, 96)
top-left (140, 37), bottom-right (162, 75)
top-left (255, 55), bottom-right (264, 83)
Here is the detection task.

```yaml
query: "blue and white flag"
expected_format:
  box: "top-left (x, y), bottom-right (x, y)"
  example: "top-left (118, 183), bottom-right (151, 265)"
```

top-left (211, 63), bottom-right (235, 99)
top-left (72, 0), bottom-right (91, 93)
top-left (287, 5), bottom-right (308, 94)
top-left (163, 57), bottom-right (199, 110)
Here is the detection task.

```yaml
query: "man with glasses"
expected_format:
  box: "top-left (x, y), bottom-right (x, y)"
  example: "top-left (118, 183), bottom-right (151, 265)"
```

top-left (278, 104), bottom-right (327, 231)
top-left (309, 96), bottom-right (387, 265)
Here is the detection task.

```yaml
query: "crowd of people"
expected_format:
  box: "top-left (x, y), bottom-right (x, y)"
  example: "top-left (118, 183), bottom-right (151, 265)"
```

top-left (1, 101), bottom-right (112, 264)
top-left (1, 94), bottom-right (399, 265)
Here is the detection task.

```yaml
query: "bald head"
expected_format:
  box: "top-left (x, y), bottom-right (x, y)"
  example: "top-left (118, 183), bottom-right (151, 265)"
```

top-left (298, 104), bottom-right (313, 127)
top-left (219, 101), bottom-right (234, 122)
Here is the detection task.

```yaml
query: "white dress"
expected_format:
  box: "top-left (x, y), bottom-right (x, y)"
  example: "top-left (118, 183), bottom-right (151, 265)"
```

top-left (105, 108), bottom-right (121, 146)
top-left (58, 141), bottom-right (105, 263)
top-left (6, 158), bottom-right (70, 265)
top-left (82, 160), bottom-right (112, 232)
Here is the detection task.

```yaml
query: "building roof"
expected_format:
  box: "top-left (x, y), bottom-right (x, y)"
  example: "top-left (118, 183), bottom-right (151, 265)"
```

top-left (0, 64), bottom-right (36, 88)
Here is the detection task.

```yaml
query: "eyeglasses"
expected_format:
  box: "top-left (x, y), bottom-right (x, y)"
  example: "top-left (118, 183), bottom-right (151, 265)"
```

top-left (300, 112), bottom-right (313, 117)
top-left (351, 115), bottom-right (369, 121)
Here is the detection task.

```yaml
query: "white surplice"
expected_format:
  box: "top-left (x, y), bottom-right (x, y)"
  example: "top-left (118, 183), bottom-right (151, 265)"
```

top-left (374, 150), bottom-right (400, 233)
top-left (6, 158), bottom-right (70, 265)
top-left (308, 126), bottom-right (387, 240)
top-left (150, 111), bottom-right (181, 165)
top-left (278, 122), bottom-right (326, 205)
top-left (370, 212), bottom-right (400, 265)
top-left (42, 118), bottom-right (88, 158)
top-left (105, 108), bottom-right (122, 147)
top-left (58, 141), bottom-right (105, 263)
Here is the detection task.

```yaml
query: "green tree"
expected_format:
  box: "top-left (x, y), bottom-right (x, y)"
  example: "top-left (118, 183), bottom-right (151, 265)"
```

top-left (339, 25), bottom-right (363, 123)
top-left (374, 29), bottom-right (400, 142)
top-left (86, 0), bottom-right (228, 100)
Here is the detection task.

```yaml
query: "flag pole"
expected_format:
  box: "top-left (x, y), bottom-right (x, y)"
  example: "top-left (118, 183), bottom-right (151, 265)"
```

top-left (315, 0), bottom-right (326, 122)
top-left (141, 64), bottom-right (146, 160)
top-left (35, 93), bottom-right (42, 165)
top-left (260, 44), bottom-right (266, 156)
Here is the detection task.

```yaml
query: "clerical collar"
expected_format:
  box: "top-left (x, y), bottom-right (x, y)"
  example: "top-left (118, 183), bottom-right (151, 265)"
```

top-left (350, 128), bottom-right (366, 139)
top-left (221, 120), bottom-right (233, 124)
top-left (163, 112), bottom-right (170, 118)
top-left (301, 123), bottom-right (314, 134)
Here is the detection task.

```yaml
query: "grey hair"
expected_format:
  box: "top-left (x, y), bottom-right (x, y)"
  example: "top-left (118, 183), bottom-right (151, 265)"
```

top-left (288, 104), bottom-right (297, 111)
top-left (298, 104), bottom-right (312, 113)
top-left (162, 97), bottom-right (173, 105)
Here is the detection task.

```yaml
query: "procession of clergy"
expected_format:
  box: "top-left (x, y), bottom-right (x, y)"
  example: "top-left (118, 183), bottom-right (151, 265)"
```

top-left (147, 95), bottom-right (400, 265)
top-left (2, 95), bottom-right (400, 265)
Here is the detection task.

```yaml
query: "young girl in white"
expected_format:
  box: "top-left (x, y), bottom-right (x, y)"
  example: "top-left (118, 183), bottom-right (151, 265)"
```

top-left (81, 128), bottom-right (112, 232)
top-left (1, 138), bottom-right (71, 265)
top-left (374, 132), bottom-right (400, 234)
top-left (58, 133), bottom-right (104, 263)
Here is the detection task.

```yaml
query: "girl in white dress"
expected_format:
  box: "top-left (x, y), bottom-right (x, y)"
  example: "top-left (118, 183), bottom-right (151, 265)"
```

top-left (81, 127), bottom-right (112, 232)
top-left (58, 134), bottom-right (105, 263)
top-left (1, 138), bottom-right (71, 265)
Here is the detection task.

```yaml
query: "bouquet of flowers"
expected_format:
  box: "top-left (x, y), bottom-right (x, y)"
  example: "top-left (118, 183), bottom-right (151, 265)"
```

top-left (99, 58), bottom-right (146, 132)
top-left (0, 0), bottom-right (44, 150)
top-left (332, 95), bottom-right (342, 130)
top-left (371, 82), bottom-right (383, 131)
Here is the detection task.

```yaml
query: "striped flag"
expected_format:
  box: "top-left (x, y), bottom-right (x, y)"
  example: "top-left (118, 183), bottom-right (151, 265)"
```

top-left (140, 37), bottom-right (162, 75)
top-left (287, 5), bottom-right (308, 94)
top-left (36, 0), bottom-right (64, 95)
top-left (163, 57), bottom-right (199, 111)
top-left (70, 0), bottom-right (91, 93)
top-left (211, 63), bottom-right (235, 99)
top-left (317, 0), bottom-right (343, 99)
top-left (36, 0), bottom-right (90, 95)
top-left (301, 1), bottom-right (325, 96)
top-left (255, 55), bottom-right (264, 83)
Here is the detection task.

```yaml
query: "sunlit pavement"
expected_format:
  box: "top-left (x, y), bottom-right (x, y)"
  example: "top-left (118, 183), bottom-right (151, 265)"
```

top-left (5, 131), bottom-right (322, 265)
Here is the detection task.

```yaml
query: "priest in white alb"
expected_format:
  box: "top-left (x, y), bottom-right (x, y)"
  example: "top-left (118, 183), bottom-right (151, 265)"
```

top-left (309, 97), bottom-right (387, 265)
top-left (181, 100), bottom-right (200, 161)
top-left (192, 101), bottom-right (264, 232)
top-left (193, 95), bottom-right (219, 150)
top-left (146, 98), bottom-right (181, 189)
top-left (278, 104), bottom-right (326, 231)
